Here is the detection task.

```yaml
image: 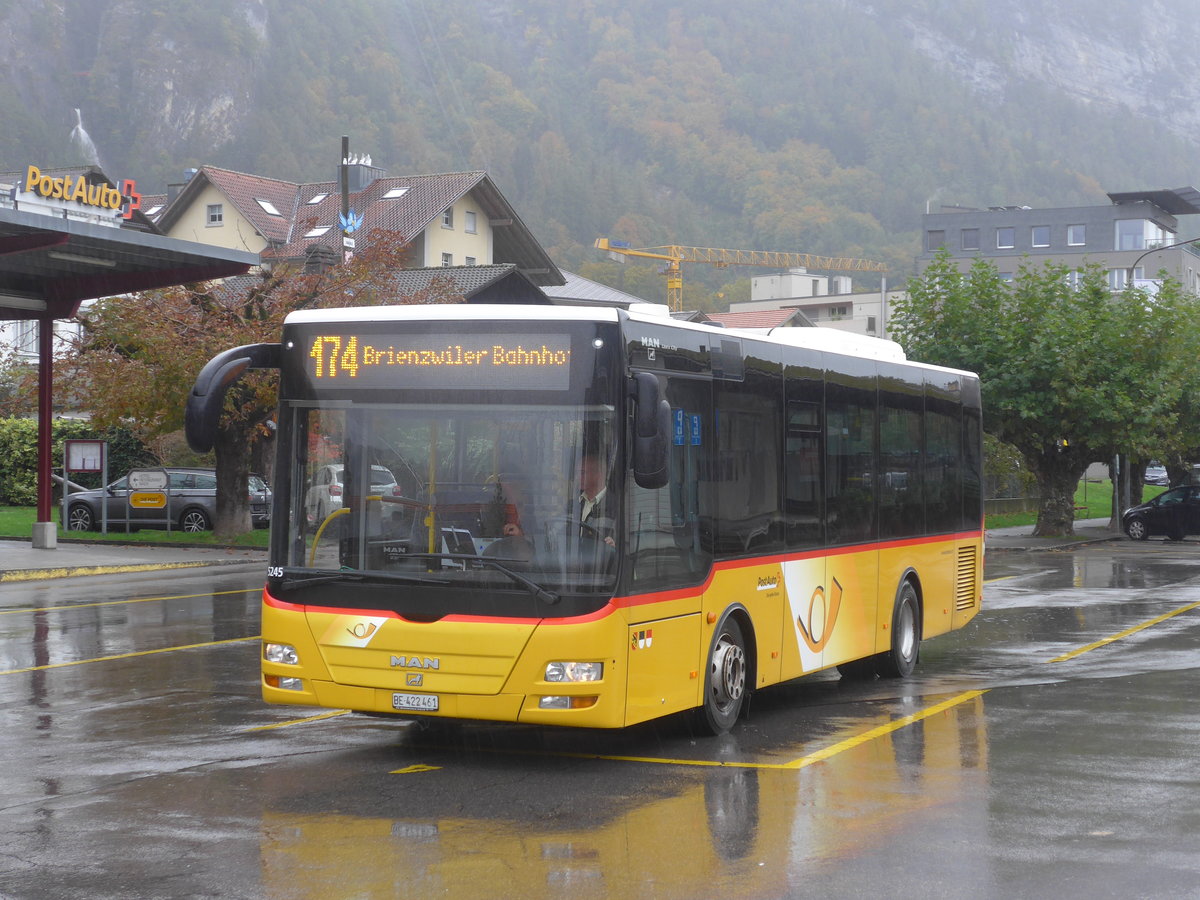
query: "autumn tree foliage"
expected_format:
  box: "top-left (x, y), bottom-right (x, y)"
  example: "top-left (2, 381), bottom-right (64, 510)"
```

top-left (66, 231), bottom-right (466, 537)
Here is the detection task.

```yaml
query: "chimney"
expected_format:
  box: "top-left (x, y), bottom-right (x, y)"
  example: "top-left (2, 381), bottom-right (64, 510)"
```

top-left (340, 153), bottom-right (385, 193)
top-left (166, 168), bottom-right (199, 204)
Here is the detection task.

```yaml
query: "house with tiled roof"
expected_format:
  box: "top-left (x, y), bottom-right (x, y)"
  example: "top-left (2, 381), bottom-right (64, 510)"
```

top-left (703, 308), bottom-right (813, 330)
top-left (150, 162), bottom-right (563, 287)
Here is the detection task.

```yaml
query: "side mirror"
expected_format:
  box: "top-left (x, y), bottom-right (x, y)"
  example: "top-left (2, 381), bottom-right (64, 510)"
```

top-left (184, 343), bottom-right (281, 452)
top-left (631, 372), bottom-right (670, 489)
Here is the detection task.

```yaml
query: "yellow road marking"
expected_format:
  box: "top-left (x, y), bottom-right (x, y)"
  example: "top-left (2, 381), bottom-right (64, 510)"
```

top-left (0, 561), bottom-right (212, 583)
top-left (1049, 601), bottom-right (1200, 662)
top-left (245, 709), bottom-right (350, 732)
top-left (0, 635), bottom-right (259, 676)
top-left (536, 690), bottom-right (988, 770)
top-left (0, 587), bottom-right (260, 616)
top-left (780, 689), bottom-right (986, 769)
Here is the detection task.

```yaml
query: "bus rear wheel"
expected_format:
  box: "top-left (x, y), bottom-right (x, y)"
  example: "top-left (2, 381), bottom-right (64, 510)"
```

top-left (878, 581), bottom-right (920, 678)
top-left (698, 615), bottom-right (747, 735)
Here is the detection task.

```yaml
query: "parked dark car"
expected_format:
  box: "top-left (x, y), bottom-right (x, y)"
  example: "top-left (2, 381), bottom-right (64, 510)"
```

top-left (66, 467), bottom-right (271, 532)
top-left (1121, 485), bottom-right (1200, 541)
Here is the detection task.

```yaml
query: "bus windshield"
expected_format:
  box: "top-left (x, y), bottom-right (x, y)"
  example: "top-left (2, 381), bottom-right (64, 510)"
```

top-left (279, 400), bottom-right (619, 614)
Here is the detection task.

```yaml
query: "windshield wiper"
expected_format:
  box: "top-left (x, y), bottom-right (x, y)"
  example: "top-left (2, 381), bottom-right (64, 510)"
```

top-left (398, 553), bottom-right (560, 606)
top-left (275, 568), bottom-right (450, 591)
top-left (473, 558), bottom-right (560, 606)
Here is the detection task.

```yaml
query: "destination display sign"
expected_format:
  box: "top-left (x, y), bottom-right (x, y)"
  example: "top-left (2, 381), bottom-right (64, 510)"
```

top-left (301, 331), bottom-right (573, 391)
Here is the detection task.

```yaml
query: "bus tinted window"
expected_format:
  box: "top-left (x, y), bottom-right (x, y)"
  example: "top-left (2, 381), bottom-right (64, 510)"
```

top-left (826, 363), bottom-right (877, 545)
top-left (629, 375), bottom-right (712, 589)
top-left (715, 349), bottom-right (783, 555)
top-left (925, 380), bottom-right (962, 534)
top-left (878, 369), bottom-right (925, 539)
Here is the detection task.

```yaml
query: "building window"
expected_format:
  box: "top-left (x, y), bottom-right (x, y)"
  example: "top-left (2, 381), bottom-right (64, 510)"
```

top-left (829, 305), bottom-right (849, 320)
top-left (866, 316), bottom-right (876, 334)
top-left (1064, 270), bottom-right (1081, 290)
top-left (1115, 220), bottom-right (1143, 251)
top-left (1109, 267), bottom-right (1144, 290)
top-left (1115, 219), bottom-right (1168, 251)
top-left (206, 203), bottom-right (223, 226)
top-left (304, 226), bottom-right (331, 238)
top-left (926, 230), bottom-right (946, 252)
top-left (1067, 224), bottom-right (1086, 246)
top-left (442, 207), bottom-right (454, 228)
top-left (996, 227), bottom-right (1015, 249)
top-left (960, 228), bottom-right (980, 251)
top-left (441, 252), bottom-right (453, 267)
top-left (255, 198), bottom-right (282, 216)
top-left (1031, 225), bottom-right (1050, 247)
top-left (465, 210), bottom-right (477, 234)
top-left (999, 272), bottom-right (1014, 283)
top-left (16, 320), bottom-right (37, 354)
top-left (464, 256), bottom-right (476, 266)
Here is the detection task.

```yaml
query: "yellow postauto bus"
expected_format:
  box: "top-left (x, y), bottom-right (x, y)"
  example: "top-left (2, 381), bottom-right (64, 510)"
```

top-left (186, 303), bottom-right (982, 734)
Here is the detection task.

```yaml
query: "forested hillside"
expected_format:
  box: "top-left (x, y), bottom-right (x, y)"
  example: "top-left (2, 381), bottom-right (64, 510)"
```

top-left (4, 0), bottom-right (1199, 308)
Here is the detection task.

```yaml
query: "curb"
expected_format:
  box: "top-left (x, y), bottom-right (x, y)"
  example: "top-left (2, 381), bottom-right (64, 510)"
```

top-left (0, 557), bottom-right (265, 583)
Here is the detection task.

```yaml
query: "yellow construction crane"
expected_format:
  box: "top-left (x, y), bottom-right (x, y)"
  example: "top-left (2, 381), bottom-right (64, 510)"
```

top-left (594, 238), bottom-right (888, 312)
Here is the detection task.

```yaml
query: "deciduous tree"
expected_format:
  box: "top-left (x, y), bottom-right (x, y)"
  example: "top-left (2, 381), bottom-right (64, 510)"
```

top-left (893, 252), bottom-right (1200, 536)
top-left (66, 232), bottom-right (465, 537)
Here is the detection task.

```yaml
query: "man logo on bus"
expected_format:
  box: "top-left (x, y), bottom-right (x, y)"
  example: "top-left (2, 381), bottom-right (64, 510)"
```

top-left (798, 577), bottom-right (843, 653)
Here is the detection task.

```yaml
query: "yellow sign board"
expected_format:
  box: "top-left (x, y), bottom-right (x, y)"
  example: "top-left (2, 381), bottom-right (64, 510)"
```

top-left (130, 491), bottom-right (167, 509)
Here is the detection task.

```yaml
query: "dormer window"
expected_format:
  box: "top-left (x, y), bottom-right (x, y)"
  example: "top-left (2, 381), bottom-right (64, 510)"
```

top-left (307, 193), bottom-right (328, 205)
top-left (256, 198), bottom-right (282, 216)
top-left (383, 187), bottom-right (409, 199)
top-left (304, 226), bottom-right (331, 238)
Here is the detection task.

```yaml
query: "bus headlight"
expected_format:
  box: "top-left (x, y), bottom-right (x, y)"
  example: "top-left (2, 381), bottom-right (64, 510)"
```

top-left (264, 642), bottom-right (299, 665)
top-left (544, 661), bottom-right (602, 683)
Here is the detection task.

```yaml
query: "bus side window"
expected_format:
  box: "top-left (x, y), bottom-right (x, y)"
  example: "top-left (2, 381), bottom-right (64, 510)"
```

top-left (629, 376), bottom-right (712, 588)
top-left (785, 400), bottom-right (823, 549)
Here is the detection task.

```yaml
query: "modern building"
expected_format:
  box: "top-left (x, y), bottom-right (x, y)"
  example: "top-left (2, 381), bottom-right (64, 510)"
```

top-left (723, 268), bottom-right (904, 338)
top-left (918, 187), bottom-right (1200, 293)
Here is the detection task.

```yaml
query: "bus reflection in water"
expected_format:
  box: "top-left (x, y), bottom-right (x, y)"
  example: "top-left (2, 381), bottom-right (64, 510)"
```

top-left (185, 303), bottom-right (983, 734)
top-left (256, 693), bottom-right (989, 896)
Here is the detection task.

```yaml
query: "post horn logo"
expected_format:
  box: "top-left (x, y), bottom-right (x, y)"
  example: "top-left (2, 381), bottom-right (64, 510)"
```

top-left (798, 577), bottom-right (843, 653)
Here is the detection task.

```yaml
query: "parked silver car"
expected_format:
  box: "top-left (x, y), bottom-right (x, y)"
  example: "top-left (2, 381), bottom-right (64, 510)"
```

top-left (65, 467), bottom-right (271, 532)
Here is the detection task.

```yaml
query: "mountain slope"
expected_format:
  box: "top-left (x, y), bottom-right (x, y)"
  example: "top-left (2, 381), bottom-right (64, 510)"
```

top-left (3, 0), bottom-right (1197, 306)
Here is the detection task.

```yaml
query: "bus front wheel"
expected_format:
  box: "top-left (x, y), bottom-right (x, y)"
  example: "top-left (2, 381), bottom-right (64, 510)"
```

top-left (878, 581), bottom-right (920, 678)
top-left (699, 614), bottom-right (748, 735)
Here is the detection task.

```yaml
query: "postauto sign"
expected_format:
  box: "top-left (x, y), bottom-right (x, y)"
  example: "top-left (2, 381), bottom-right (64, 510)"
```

top-left (22, 164), bottom-right (141, 220)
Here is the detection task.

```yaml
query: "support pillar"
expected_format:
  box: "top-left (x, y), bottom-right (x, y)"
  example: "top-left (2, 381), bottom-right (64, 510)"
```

top-left (33, 314), bottom-right (55, 549)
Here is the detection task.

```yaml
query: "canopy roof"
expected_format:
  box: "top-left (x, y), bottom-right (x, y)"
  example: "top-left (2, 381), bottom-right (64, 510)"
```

top-left (0, 205), bottom-right (257, 319)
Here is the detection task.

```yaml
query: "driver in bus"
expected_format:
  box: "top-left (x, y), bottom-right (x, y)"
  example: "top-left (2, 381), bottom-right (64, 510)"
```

top-left (579, 452), bottom-right (616, 547)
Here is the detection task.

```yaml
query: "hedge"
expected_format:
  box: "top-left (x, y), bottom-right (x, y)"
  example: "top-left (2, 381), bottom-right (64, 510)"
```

top-left (0, 418), bottom-right (156, 505)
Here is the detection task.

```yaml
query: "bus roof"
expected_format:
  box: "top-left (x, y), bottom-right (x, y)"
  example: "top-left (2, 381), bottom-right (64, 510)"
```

top-left (285, 303), bottom-right (971, 377)
top-left (284, 304), bottom-right (623, 326)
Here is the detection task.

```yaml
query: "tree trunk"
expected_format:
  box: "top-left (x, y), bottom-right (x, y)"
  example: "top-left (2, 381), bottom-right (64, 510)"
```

top-left (1030, 449), bottom-right (1085, 537)
top-left (213, 423), bottom-right (252, 538)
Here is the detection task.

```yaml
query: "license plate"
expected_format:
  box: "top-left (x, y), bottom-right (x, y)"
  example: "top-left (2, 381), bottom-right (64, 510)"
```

top-left (393, 692), bottom-right (438, 712)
